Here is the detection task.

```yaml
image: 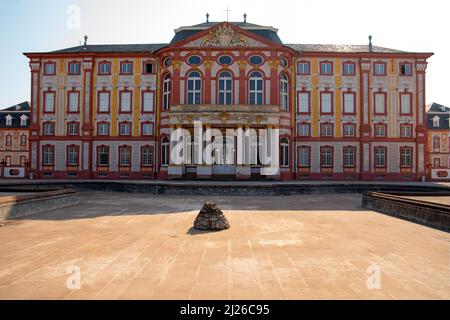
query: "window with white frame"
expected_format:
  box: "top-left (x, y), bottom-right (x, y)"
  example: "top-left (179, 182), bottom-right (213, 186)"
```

top-left (400, 147), bottom-right (412, 167)
top-left (20, 115), bottom-right (28, 126)
top-left (97, 146), bottom-right (109, 166)
top-left (119, 122), bottom-right (131, 135)
top-left (119, 146), bottom-right (131, 166)
top-left (120, 91), bottom-right (131, 113)
top-left (161, 137), bottom-right (170, 166)
top-left (44, 92), bottom-right (55, 112)
top-left (298, 62), bottom-right (310, 75)
top-left (400, 93), bottom-right (411, 114)
top-left (374, 63), bottom-right (386, 76)
top-left (67, 146), bottom-right (79, 166)
top-left (280, 138), bottom-right (289, 167)
top-left (374, 93), bottom-right (386, 114)
top-left (98, 92), bottom-right (110, 112)
top-left (298, 123), bottom-right (310, 137)
top-left (5, 134), bottom-right (12, 146)
top-left (218, 71), bottom-right (233, 105)
top-left (98, 62), bottom-right (111, 75)
top-left (320, 62), bottom-right (332, 75)
top-left (321, 146), bottom-right (333, 167)
top-left (187, 71), bottom-right (202, 104)
top-left (5, 115), bottom-right (12, 126)
top-left (43, 122), bottom-right (55, 135)
top-left (68, 62), bottom-right (81, 75)
top-left (433, 136), bottom-right (440, 149)
top-left (343, 146), bottom-right (356, 167)
top-left (141, 122), bottom-right (153, 136)
top-left (298, 146), bottom-right (310, 167)
top-left (20, 134), bottom-right (27, 146)
top-left (374, 147), bottom-right (386, 167)
top-left (343, 123), bottom-right (356, 137)
top-left (249, 71), bottom-right (263, 105)
top-left (400, 125), bottom-right (412, 138)
top-left (68, 91), bottom-right (79, 112)
top-left (374, 124), bottom-right (386, 137)
top-left (343, 92), bottom-right (355, 114)
top-left (400, 63), bottom-right (412, 76)
top-left (320, 123), bottom-right (333, 137)
top-left (43, 146), bottom-right (54, 165)
top-left (142, 91), bottom-right (154, 112)
top-left (163, 74), bottom-right (171, 110)
top-left (141, 146), bottom-right (153, 166)
top-left (44, 63), bottom-right (55, 75)
top-left (280, 74), bottom-right (289, 111)
top-left (320, 92), bottom-right (332, 113)
top-left (120, 62), bottom-right (133, 75)
top-left (298, 92), bottom-right (310, 113)
top-left (432, 116), bottom-right (440, 127)
top-left (97, 123), bottom-right (109, 136)
top-left (68, 122), bottom-right (79, 136)
top-left (342, 62), bottom-right (355, 76)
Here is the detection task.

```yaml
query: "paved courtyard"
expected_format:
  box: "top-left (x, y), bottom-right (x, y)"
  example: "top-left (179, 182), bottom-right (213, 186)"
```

top-left (0, 192), bottom-right (448, 300)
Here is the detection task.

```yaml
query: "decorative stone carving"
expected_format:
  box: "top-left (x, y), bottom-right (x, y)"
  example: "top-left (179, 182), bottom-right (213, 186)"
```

top-left (201, 25), bottom-right (248, 47)
top-left (193, 202), bottom-right (230, 231)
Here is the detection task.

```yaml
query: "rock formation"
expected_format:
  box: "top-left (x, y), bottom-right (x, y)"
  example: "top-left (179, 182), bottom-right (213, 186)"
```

top-left (193, 202), bottom-right (230, 231)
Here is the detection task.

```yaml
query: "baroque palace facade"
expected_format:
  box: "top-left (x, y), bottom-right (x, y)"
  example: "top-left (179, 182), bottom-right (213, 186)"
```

top-left (23, 19), bottom-right (433, 180)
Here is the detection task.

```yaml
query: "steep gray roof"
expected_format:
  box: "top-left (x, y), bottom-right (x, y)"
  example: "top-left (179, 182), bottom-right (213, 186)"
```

top-left (28, 44), bottom-right (168, 55)
top-left (0, 101), bottom-right (30, 129)
top-left (426, 103), bottom-right (450, 130)
top-left (285, 44), bottom-right (406, 53)
top-left (0, 101), bottom-right (30, 112)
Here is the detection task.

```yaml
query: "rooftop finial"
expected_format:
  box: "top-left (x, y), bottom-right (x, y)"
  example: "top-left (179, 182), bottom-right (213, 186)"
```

top-left (84, 34), bottom-right (88, 46)
top-left (243, 13), bottom-right (247, 23)
top-left (368, 35), bottom-right (373, 52)
top-left (206, 13), bottom-right (209, 23)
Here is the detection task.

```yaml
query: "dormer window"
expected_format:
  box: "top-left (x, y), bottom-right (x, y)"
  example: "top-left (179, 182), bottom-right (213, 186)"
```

top-left (433, 116), bottom-right (440, 127)
top-left (5, 115), bottom-right (12, 126)
top-left (20, 115), bottom-right (28, 126)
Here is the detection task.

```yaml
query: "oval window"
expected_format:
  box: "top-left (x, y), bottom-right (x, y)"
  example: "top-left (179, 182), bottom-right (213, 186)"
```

top-left (163, 57), bottom-right (171, 68)
top-left (218, 55), bottom-right (233, 65)
top-left (187, 55), bottom-right (202, 65)
top-left (249, 55), bottom-right (263, 65)
top-left (280, 56), bottom-right (289, 68)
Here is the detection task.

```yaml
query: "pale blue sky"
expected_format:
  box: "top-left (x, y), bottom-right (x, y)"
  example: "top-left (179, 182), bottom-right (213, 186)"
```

top-left (0, 0), bottom-right (448, 108)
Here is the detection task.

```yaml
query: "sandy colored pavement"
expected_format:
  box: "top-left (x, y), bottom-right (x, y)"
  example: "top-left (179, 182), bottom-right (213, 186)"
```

top-left (0, 192), bottom-right (448, 300)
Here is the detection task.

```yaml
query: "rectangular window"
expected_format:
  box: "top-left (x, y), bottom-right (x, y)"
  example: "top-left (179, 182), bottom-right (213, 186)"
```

top-left (374, 147), bottom-right (386, 167)
top-left (400, 147), bottom-right (413, 167)
top-left (120, 62), bottom-right (133, 75)
top-left (97, 123), bottom-right (110, 136)
top-left (67, 146), bottom-right (79, 166)
top-left (5, 135), bottom-right (12, 146)
top-left (374, 93), bottom-right (386, 114)
top-left (98, 92), bottom-right (110, 113)
top-left (298, 123), bottom-right (311, 137)
top-left (44, 92), bottom-right (55, 113)
top-left (68, 91), bottom-right (79, 112)
top-left (298, 147), bottom-right (310, 167)
top-left (142, 91), bottom-right (154, 112)
top-left (400, 124), bottom-right (412, 138)
top-left (119, 122), bottom-right (131, 136)
top-left (141, 122), bottom-right (153, 136)
top-left (68, 62), bottom-right (81, 75)
top-left (97, 146), bottom-right (109, 166)
top-left (20, 134), bottom-right (27, 146)
top-left (374, 124), bottom-right (386, 137)
top-left (400, 93), bottom-right (412, 114)
top-left (120, 91), bottom-right (132, 113)
top-left (298, 62), bottom-right (310, 75)
top-left (298, 92), bottom-right (310, 113)
top-left (141, 146), bottom-right (153, 166)
top-left (98, 62), bottom-right (111, 75)
top-left (343, 147), bottom-right (356, 167)
top-left (321, 146), bottom-right (333, 167)
top-left (43, 122), bottom-right (55, 136)
top-left (343, 123), bottom-right (356, 137)
top-left (320, 62), bottom-right (333, 75)
top-left (119, 146), bottom-right (131, 166)
top-left (67, 122), bottom-right (79, 136)
top-left (320, 92), bottom-right (333, 114)
top-left (320, 123), bottom-right (333, 137)
top-left (400, 63), bottom-right (412, 76)
top-left (44, 62), bottom-right (56, 75)
top-left (433, 136), bottom-right (440, 149)
top-left (342, 62), bottom-right (355, 76)
top-left (20, 155), bottom-right (26, 166)
top-left (343, 92), bottom-right (355, 114)
top-left (374, 62), bottom-right (386, 76)
top-left (143, 62), bottom-right (154, 74)
top-left (43, 146), bottom-right (54, 165)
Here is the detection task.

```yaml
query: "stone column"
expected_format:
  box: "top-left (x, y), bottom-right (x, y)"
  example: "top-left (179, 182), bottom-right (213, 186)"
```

top-left (28, 59), bottom-right (41, 177)
top-left (359, 59), bottom-right (372, 180)
top-left (415, 60), bottom-right (428, 180)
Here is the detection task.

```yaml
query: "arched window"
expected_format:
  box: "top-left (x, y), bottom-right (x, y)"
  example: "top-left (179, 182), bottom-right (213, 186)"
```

top-left (187, 71), bottom-right (202, 104)
top-left (249, 71), bottom-right (263, 105)
top-left (280, 74), bottom-right (289, 110)
top-left (161, 136), bottom-right (170, 166)
top-left (280, 137), bottom-right (289, 167)
top-left (218, 71), bottom-right (232, 105)
top-left (163, 73), bottom-right (171, 110)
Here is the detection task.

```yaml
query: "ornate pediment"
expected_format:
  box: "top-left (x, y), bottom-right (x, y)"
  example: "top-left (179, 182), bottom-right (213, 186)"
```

top-left (202, 25), bottom-right (248, 47)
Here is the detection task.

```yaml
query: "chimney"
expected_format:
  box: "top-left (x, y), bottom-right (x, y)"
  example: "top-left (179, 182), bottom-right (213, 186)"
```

top-left (368, 35), bottom-right (373, 52)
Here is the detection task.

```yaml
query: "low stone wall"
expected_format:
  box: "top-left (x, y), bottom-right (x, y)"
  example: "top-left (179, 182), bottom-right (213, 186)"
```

top-left (0, 189), bottom-right (79, 220)
top-left (362, 192), bottom-right (450, 232)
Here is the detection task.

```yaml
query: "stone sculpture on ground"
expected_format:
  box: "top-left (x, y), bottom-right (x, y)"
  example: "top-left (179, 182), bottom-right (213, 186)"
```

top-left (193, 202), bottom-right (230, 231)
